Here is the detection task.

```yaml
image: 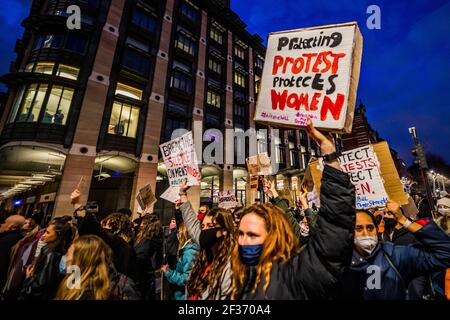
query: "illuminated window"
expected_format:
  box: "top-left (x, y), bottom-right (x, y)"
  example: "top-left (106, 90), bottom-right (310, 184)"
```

top-left (210, 27), bottom-right (222, 44)
top-left (234, 72), bottom-right (245, 87)
top-left (207, 90), bottom-right (221, 108)
top-left (115, 83), bottom-right (143, 100)
top-left (175, 33), bottom-right (195, 55)
top-left (108, 101), bottom-right (140, 138)
top-left (42, 86), bottom-right (74, 125)
top-left (56, 65), bottom-right (79, 80)
top-left (234, 45), bottom-right (245, 60)
top-left (17, 84), bottom-right (48, 123)
top-left (208, 58), bottom-right (222, 74)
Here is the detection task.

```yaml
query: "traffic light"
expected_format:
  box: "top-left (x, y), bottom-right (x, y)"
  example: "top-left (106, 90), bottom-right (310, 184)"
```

top-left (411, 143), bottom-right (428, 169)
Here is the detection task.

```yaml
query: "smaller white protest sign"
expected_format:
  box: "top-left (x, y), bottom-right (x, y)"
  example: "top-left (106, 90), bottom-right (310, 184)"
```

top-left (160, 186), bottom-right (180, 204)
top-left (160, 131), bottom-right (201, 188)
top-left (218, 191), bottom-right (239, 209)
top-left (315, 145), bottom-right (388, 209)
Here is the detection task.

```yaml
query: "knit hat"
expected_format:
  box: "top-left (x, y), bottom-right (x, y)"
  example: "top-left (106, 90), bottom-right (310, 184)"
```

top-left (437, 197), bottom-right (450, 208)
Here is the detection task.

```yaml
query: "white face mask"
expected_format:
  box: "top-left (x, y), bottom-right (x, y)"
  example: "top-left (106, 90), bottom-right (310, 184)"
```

top-left (354, 235), bottom-right (378, 255)
top-left (438, 208), bottom-right (450, 216)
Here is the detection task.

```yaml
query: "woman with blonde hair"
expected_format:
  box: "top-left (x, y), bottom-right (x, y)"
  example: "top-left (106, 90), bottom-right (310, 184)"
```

top-left (230, 119), bottom-right (356, 300)
top-left (160, 222), bottom-right (199, 300)
top-left (55, 235), bottom-right (140, 300)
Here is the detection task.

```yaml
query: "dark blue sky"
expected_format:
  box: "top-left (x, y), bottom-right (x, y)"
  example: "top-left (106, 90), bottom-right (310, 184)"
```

top-left (0, 0), bottom-right (449, 165)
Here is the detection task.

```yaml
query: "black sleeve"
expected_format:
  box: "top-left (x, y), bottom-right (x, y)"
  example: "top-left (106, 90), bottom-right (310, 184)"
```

top-left (296, 165), bottom-right (355, 299)
top-left (19, 253), bottom-right (62, 300)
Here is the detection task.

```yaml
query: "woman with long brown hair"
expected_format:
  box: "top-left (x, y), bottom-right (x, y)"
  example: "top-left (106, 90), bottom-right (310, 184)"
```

top-left (230, 119), bottom-right (356, 299)
top-left (55, 235), bottom-right (140, 300)
top-left (178, 184), bottom-right (236, 300)
top-left (134, 214), bottom-right (163, 300)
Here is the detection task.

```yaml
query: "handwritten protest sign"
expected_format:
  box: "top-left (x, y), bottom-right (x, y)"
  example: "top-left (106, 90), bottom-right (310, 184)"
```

top-left (160, 131), bottom-right (201, 188)
top-left (218, 191), bottom-right (239, 209)
top-left (254, 22), bottom-right (363, 133)
top-left (136, 184), bottom-right (157, 210)
top-left (309, 142), bottom-right (408, 209)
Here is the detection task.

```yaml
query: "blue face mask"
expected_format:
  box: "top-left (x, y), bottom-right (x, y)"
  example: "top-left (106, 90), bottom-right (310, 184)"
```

top-left (238, 244), bottom-right (263, 266)
top-left (59, 255), bottom-right (67, 275)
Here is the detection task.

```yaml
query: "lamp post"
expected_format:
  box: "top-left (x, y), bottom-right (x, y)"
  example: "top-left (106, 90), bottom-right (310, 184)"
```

top-left (409, 127), bottom-right (435, 211)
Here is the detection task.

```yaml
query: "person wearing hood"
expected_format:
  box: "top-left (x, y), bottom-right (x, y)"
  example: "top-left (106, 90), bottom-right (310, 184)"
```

top-left (341, 199), bottom-right (450, 300)
top-left (435, 196), bottom-right (450, 234)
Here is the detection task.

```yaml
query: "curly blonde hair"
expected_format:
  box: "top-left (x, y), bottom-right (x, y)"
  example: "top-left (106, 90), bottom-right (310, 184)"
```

top-left (230, 203), bottom-right (299, 299)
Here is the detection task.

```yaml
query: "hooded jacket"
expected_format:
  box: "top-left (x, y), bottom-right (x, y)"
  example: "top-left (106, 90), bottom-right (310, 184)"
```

top-left (342, 219), bottom-right (450, 300)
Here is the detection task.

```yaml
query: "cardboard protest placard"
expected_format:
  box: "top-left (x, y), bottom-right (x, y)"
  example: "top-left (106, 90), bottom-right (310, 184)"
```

top-left (138, 184), bottom-right (157, 210)
top-left (160, 131), bottom-right (201, 188)
top-left (218, 191), bottom-right (239, 209)
top-left (246, 153), bottom-right (273, 176)
top-left (401, 195), bottom-right (419, 220)
top-left (309, 142), bottom-right (408, 209)
top-left (254, 22), bottom-right (363, 133)
top-left (160, 186), bottom-right (180, 204)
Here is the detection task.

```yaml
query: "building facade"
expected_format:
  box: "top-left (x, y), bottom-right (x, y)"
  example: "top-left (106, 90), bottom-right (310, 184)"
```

top-left (0, 0), bottom-right (317, 223)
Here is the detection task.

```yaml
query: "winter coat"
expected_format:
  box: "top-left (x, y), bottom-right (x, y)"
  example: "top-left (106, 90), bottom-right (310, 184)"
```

top-left (0, 230), bottom-right (23, 290)
top-left (164, 240), bottom-right (199, 300)
top-left (179, 202), bottom-right (233, 300)
top-left (135, 237), bottom-right (163, 300)
top-left (238, 165), bottom-right (356, 300)
top-left (18, 247), bottom-right (64, 300)
top-left (1, 227), bottom-right (44, 300)
top-left (75, 211), bottom-right (138, 281)
top-left (342, 219), bottom-right (450, 300)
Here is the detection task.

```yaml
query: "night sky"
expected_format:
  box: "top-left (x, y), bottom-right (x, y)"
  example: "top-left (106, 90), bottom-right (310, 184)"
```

top-left (0, 0), bottom-right (449, 165)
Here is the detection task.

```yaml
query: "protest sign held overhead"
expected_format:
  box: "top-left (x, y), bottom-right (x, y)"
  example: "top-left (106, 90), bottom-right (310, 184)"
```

top-left (254, 22), bottom-right (363, 133)
top-left (246, 152), bottom-right (273, 176)
top-left (218, 191), bottom-right (239, 209)
top-left (310, 142), bottom-right (408, 209)
top-left (136, 184), bottom-right (157, 211)
top-left (160, 131), bottom-right (201, 188)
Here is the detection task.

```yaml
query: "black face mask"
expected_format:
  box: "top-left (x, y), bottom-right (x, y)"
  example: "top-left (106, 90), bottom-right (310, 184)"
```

top-left (199, 227), bottom-right (222, 250)
top-left (384, 217), bottom-right (397, 229)
top-left (199, 227), bottom-right (223, 263)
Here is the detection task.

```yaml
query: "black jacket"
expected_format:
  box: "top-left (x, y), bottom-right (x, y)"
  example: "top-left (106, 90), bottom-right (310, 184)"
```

top-left (75, 212), bottom-right (138, 281)
top-left (0, 231), bottom-right (23, 289)
top-left (18, 248), bottom-right (63, 300)
top-left (135, 237), bottom-right (163, 299)
top-left (238, 165), bottom-right (355, 300)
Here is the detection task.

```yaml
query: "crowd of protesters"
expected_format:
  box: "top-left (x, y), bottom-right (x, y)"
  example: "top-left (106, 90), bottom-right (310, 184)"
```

top-left (0, 120), bottom-right (449, 300)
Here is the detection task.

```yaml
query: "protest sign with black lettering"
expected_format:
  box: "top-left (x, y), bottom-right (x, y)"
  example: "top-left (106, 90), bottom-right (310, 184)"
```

top-left (160, 131), bottom-right (201, 187)
top-left (309, 142), bottom-right (408, 209)
top-left (218, 191), bottom-right (239, 209)
top-left (254, 22), bottom-right (363, 133)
